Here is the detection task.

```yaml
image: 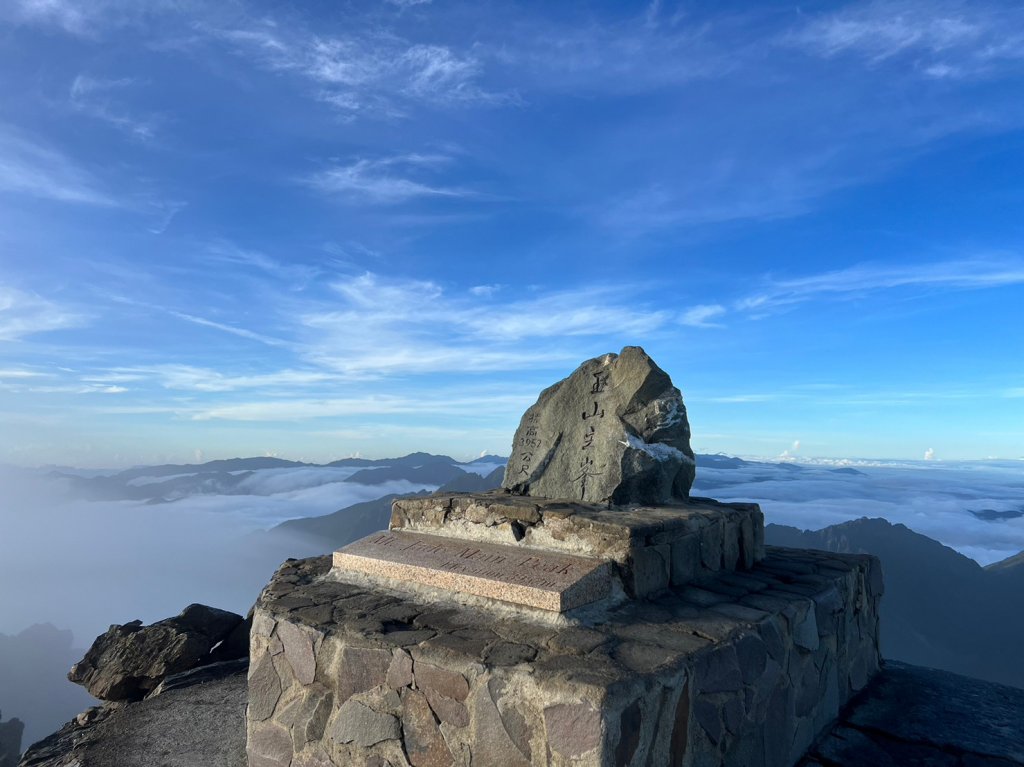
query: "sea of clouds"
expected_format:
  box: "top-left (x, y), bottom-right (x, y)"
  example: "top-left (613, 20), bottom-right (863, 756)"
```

top-left (693, 458), bottom-right (1024, 567)
top-left (2, 455), bottom-right (1021, 645)
top-left (0, 455), bottom-right (1022, 747)
top-left (0, 465), bottom-right (438, 644)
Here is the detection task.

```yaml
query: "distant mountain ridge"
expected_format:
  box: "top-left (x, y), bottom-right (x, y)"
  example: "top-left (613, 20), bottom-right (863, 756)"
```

top-left (766, 517), bottom-right (1024, 689)
top-left (269, 467), bottom-right (506, 553)
top-left (0, 624), bottom-right (93, 750)
top-left (326, 452), bottom-right (460, 468)
top-left (988, 550), bottom-right (1024, 572)
top-left (44, 453), bottom-right (504, 504)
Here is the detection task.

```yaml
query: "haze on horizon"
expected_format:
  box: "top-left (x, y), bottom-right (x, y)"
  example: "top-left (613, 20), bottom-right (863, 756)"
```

top-left (1, 0), bottom-right (1024, 467)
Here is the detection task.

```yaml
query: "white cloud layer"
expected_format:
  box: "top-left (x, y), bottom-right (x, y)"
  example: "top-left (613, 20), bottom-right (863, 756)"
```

top-left (694, 457), bottom-right (1024, 566)
top-left (737, 257), bottom-right (1024, 313)
top-left (680, 303), bottom-right (726, 328)
top-left (787, 0), bottom-right (1024, 79)
top-left (0, 125), bottom-right (116, 206)
top-left (0, 464), bottom-right (438, 644)
top-left (206, 19), bottom-right (511, 118)
top-left (298, 273), bottom-right (673, 379)
top-left (69, 74), bottom-right (156, 140)
top-left (0, 286), bottom-right (84, 341)
top-left (305, 154), bottom-right (473, 203)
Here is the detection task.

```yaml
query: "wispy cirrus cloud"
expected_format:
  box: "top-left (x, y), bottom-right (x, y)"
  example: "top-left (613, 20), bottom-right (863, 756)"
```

top-left (168, 311), bottom-right (289, 348)
top-left (206, 19), bottom-right (513, 119)
top-left (91, 271), bottom-right (668, 385)
top-left (737, 257), bottom-right (1024, 312)
top-left (86, 384), bottom-right (537, 422)
top-left (8, 0), bottom-right (94, 35)
top-left (190, 390), bottom-right (535, 422)
top-left (304, 154), bottom-right (474, 203)
top-left (297, 272), bottom-right (673, 378)
top-left (69, 75), bottom-right (158, 140)
top-left (205, 241), bottom-right (321, 287)
top-left (0, 368), bottom-right (50, 379)
top-left (5, 0), bottom-right (182, 37)
top-left (107, 364), bottom-right (333, 393)
top-left (680, 303), bottom-right (727, 328)
top-left (322, 273), bottom-right (671, 342)
top-left (0, 286), bottom-right (85, 341)
top-left (786, 0), bottom-right (1024, 79)
top-left (494, 6), bottom-right (736, 95)
top-left (107, 294), bottom-right (290, 348)
top-left (0, 125), bottom-right (117, 206)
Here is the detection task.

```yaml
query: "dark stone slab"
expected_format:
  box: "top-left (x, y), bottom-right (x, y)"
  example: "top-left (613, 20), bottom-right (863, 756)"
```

top-left (149, 658), bottom-right (249, 696)
top-left (400, 688), bottom-right (453, 767)
top-left (543, 701), bottom-right (602, 758)
top-left (329, 700), bottom-right (400, 747)
top-left (802, 661), bottom-right (1024, 766)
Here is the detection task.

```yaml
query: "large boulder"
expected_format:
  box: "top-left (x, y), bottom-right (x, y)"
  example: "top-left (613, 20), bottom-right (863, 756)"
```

top-left (502, 346), bottom-right (695, 505)
top-left (68, 604), bottom-right (245, 701)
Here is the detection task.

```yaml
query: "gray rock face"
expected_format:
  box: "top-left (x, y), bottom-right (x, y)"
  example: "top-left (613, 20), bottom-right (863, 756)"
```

top-left (1, 712), bottom-right (24, 767)
top-left (800, 661), bottom-right (1024, 767)
top-left (502, 346), bottom-right (695, 504)
top-left (20, 661), bottom-right (247, 767)
top-left (68, 604), bottom-right (245, 701)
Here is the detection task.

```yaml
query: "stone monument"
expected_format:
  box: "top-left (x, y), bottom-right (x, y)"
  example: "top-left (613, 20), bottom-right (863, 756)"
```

top-left (246, 347), bottom-right (883, 766)
top-left (503, 347), bottom-right (695, 505)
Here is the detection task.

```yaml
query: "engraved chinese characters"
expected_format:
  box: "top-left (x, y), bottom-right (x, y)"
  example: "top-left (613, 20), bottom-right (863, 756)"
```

top-left (575, 370), bottom-right (609, 497)
top-left (333, 531), bottom-right (612, 611)
top-left (502, 346), bottom-right (696, 505)
top-left (513, 412), bottom-right (542, 481)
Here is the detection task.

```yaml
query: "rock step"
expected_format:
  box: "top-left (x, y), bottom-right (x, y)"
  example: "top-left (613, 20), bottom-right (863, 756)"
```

top-left (391, 492), bottom-right (764, 599)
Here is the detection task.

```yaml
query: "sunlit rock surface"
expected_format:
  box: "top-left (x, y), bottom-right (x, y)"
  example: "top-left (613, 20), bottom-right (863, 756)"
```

top-left (502, 346), bottom-right (695, 505)
top-left (68, 604), bottom-right (247, 701)
top-left (20, 661), bottom-right (248, 767)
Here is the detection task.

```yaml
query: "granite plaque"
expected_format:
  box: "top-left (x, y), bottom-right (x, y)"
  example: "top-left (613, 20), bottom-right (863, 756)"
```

top-left (332, 531), bottom-right (611, 612)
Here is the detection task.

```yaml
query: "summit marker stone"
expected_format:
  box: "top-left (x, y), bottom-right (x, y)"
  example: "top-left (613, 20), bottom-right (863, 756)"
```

top-left (502, 345), bottom-right (695, 504)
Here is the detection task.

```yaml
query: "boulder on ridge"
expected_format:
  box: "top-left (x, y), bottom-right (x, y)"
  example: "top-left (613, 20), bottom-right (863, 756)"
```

top-left (502, 346), bottom-right (695, 505)
top-left (68, 604), bottom-right (245, 701)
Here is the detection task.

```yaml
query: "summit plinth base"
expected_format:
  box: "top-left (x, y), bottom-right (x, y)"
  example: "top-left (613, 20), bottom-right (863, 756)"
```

top-left (246, 545), bottom-right (881, 767)
top-left (351, 492), bottom-right (764, 611)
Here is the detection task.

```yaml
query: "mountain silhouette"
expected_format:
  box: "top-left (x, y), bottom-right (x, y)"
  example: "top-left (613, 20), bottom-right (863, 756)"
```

top-left (269, 467), bottom-right (505, 552)
top-left (766, 517), bottom-right (1024, 689)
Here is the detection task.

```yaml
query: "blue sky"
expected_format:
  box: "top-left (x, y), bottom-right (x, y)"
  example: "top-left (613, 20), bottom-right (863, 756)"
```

top-left (1, 0), bottom-right (1023, 467)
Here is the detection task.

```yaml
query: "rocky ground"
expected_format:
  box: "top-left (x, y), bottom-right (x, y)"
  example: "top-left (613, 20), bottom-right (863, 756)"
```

top-left (20, 658), bottom-right (1022, 766)
top-left (801, 661), bottom-right (1024, 766)
top-left (20, 660), bottom-right (248, 767)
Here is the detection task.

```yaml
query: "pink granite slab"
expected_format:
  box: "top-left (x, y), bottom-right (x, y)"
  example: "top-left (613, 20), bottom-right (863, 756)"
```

top-left (332, 530), bottom-right (611, 612)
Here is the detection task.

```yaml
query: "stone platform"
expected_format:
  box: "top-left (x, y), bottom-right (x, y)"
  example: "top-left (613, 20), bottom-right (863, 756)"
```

top-left (386, 492), bottom-right (764, 603)
top-left (246, 544), bottom-right (882, 767)
top-left (334, 531), bottom-right (614, 612)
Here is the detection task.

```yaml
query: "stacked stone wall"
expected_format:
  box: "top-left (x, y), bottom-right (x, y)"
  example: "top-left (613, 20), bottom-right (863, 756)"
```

top-left (391, 493), bottom-right (765, 600)
top-left (247, 546), bottom-right (881, 767)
